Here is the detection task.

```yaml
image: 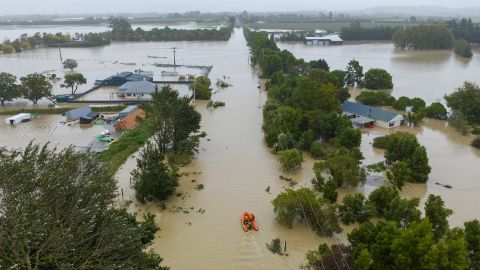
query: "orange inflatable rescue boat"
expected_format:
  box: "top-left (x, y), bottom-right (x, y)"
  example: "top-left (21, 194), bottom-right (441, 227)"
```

top-left (241, 212), bottom-right (258, 232)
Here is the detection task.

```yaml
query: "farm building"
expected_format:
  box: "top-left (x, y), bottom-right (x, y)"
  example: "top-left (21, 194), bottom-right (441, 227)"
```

top-left (119, 105), bottom-right (139, 118)
top-left (119, 81), bottom-right (158, 97)
top-left (65, 107), bottom-right (92, 122)
top-left (97, 72), bottom-right (153, 86)
top-left (341, 101), bottom-right (404, 128)
top-left (114, 109), bottom-right (146, 131)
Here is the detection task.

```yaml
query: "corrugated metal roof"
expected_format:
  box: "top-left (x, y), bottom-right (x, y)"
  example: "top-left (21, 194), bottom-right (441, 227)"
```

top-left (352, 116), bottom-right (375, 125)
top-left (305, 34), bottom-right (343, 42)
top-left (119, 81), bottom-right (157, 94)
top-left (341, 101), bottom-right (400, 122)
top-left (65, 107), bottom-right (91, 121)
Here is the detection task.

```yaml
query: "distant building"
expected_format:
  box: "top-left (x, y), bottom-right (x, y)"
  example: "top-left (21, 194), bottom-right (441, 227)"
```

top-left (304, 34), bottom-right (343, 45)
top-left (98, 72), bottom-right (153, 86)
top-left (341, 101), bottom-right (404, 128)
top-left (314, 29), bottom-right (328, 36)
top-left (119, 81), bottom-right (158, 97)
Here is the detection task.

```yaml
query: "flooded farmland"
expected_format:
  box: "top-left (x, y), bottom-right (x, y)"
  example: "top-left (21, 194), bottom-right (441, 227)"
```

top-left (2, 28), bottom-right (480, 269)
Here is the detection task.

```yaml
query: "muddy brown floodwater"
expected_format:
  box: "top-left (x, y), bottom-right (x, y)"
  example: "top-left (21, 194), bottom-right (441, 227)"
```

top-left (2, 28), bottom-right (480, 269)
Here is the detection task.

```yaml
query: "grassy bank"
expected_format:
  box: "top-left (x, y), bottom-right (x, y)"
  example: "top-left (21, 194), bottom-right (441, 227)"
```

top-left (97, 116), bottom-right (155, 172)
top-left (0, 105), bottom-right (127, 116)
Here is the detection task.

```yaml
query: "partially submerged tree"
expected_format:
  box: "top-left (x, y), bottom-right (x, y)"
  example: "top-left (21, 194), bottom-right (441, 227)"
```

top-left (272, 188), bottom-right (341, 236)
top-left (364, 68), bottom-right (393, 90)
top-left (345, 59), bottom-right (364, 87)
top-left (132, 141), bottom-right (178, 203)
top-left (0, 143), bottom-right (168, 269)
top-left (62, 58), bottom-right (78, 72)
top-left (0, 72), bottom-right (20, 105)
top-left (63, 72), bottom-right (87, 95)
top-left (20, 73), bottom-right (53, 106)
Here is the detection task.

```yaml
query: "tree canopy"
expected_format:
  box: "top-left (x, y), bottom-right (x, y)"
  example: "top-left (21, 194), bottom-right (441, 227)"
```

top-left (62, 58), bottom-right (78, 71)
top-left (0, 72), bottom-right (20, 106)
top-left (63, 72), bottom-right (86, 95)
top-left (20, 73), bottom-right (53, 106)
top-left (393, 23), bottom-right (455, 50)
top-left (0, 143), bottom-right (168, 269)
top-left (445, 82), bottom-right (480, 124)
top-left (364, 68), bottom-right (393, 90)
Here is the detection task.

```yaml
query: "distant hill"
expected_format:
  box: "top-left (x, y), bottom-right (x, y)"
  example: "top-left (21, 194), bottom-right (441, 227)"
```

top-left (353, 6), bottom-right (480, 19)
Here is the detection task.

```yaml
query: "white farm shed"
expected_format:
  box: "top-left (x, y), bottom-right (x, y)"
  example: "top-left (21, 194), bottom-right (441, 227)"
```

top-left (5, 113), bottom-right (31, 124)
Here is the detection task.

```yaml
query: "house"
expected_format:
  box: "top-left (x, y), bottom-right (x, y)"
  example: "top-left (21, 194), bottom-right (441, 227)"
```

top-left (100, 72), bottom-right (153, 86)
top-left (65, 107), bottom-right (92, 122)
top-left (114, 109), bottom-right (146, 131)
top-left (341, 101), bottom-right (404, 128)
top-left (304, 34), bottom-right (343, 45)
top-left (119, 81), bottom-right (158, 97)
top-left (118, 105), bottom-right (139, 118)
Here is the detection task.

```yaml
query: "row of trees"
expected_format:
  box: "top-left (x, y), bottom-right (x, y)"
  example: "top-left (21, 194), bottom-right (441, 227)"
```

top-left (341, 21), bottom-right (400, 41)
top-left (0, 72), bottom-right (53, 106)
top-left (446, 18), bottom-right (480, 44)
top-left (109, 17), bottom-right (235, 42)
top-left (132, 86), bottom-right (203, 203)
top-left (392, 23), bottom-right (455, 50)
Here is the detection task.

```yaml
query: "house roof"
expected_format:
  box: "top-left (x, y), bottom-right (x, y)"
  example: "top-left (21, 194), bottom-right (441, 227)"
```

top-left (119, 81), bottom-right (157, 94)
top-left (352, 116), bottom-right (375, 125)
top-left (341, 101), bottom-right (401, 122)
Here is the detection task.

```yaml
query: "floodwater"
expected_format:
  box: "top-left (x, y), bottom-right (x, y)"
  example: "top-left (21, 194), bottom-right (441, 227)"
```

top-left (278, 42), bottom-right (480, 104)
top-left (1, 28), bottom-right (480, 269)
top-left (0, 22), bottom-right (221, 41)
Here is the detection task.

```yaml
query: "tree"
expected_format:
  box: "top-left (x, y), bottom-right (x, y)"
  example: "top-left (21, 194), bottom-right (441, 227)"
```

top-left (339, 127), bottom-right (362, 150)
top-left (425, 195), bottom-right (453, 241)
top-left (0, 143), bottom-right (167, 269)
top-left (407, 146), bottom-right (431, 183)
top-left (272, 188), bottom-right (341, 236)
top-left (411, 97), bottom-right (426, 112)
top-left (368, 186), bottom-right (400, 216)
top-left (386, 161), bottom-right (411, 190)
top-left (314, 153), bottom-right (366, 188)
top-left (309, 58), bottom-right (330, 71)
top-left (302, 244), bottom-right (354, 270)
top-left (356, 91), bottom-right (396, 106)
top-left (425, 102), bottom-right (448, 120)
top-left (152, 85), bottom-right (201, 153)
top-left (345, 59), bottom-right (363, 86)
top-left (20, 73), bottom-right (53, 106)
top-left (323, 180), bottom-right (338, 203)
top-left (191, 75), bottom-right (212, 100)
top-left (445, 82), bottom-right (480, 124)
top-left (63, 72), bottom-right (86, 95)
top-left (1, 44), bottom-right (14, 54)
top-left (384, 196), bottom-right (421, 228)
top-left (338, 193), bottom-right (375, 225)
top-left (277, 148), bottom-right (303, 172)
top-left (0, 72), bottom-right (20, 105)
top-left (384, 132), bottom-right (420, 164)
top-left (454, 39), bottom-right (473, 58)
top-left (393, 96), bottom-right (412, 111)
top-left (132, 141), bottom-right (178, 203)
top-left (465, 219), bottom-right (480, 269)
top-left (364, 68), bottom-right (393, 90)
top-left (62, 58), bottom-right (78, 72)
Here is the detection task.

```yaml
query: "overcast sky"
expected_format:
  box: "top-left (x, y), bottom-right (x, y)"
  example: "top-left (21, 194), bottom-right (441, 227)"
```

top-left (2, 0), bottom-right (480, 15)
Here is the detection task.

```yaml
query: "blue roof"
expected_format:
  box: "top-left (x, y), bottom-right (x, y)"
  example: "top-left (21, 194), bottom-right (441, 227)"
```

top-left (341, 101), bottom-right (400, 122)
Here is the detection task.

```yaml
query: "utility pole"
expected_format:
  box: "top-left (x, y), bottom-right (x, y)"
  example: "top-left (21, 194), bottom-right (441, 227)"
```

top-left (172, 47), bottom-right (177, 71)
top-left (59, 48), bottom-right (63, 63)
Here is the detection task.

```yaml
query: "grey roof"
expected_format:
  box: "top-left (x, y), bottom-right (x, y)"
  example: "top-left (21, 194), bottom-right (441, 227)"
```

top-left (65, 107), bottom-right (92, 121)
top-left (119, 81), bottom-right (157, 94)
top-left (119, 105), bottom-right (138, 117)
top-left (341, 101), bottom-right (400, 122)
top-left (352, 116), bottom-right (375, 125)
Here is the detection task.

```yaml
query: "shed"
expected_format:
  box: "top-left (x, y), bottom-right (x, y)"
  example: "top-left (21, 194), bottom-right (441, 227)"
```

top-left (65, 107), bottom-right (92, 122)
top-left (119, 105), bottom-right (138, 118)
top-left (5, 113), bottom-right (31, 124)
top-left (341, 101), bottom-right (404, 128)
top-left (115, 109), bottom-right (146, 131)
top-left (79, 111), bottom-right (100, 124)
top-left (119, 81), bottom-right (158, 96)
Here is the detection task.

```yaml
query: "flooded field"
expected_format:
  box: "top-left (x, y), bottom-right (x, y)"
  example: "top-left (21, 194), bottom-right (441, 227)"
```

top-left (2, 28), bottom-right (480, 269)
top-left (0, 114), bottom-right (104, 150)
top-left (278, 41), bottom-right (480, 104)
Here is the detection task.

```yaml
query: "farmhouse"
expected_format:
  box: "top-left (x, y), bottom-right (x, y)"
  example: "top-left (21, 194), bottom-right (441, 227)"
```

top-left (341, 101), bottom-right (404, 128)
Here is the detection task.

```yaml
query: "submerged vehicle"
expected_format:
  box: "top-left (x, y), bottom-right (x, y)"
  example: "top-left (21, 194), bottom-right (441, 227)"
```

top-left (241, 212), bottom-right (258, 232)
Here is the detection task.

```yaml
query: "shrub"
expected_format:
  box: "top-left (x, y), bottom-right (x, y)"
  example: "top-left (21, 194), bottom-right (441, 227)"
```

top-left (454, 39), bottom-right (473, 58)
top-left (393, 96), bottom-right (411, 111)
top-left (472, 137), bottom-right (480, 149)
top-left (425, 102), bottom-right (448, 120)
top-left (364, 68), bottom-right (393, 90)
top-left (372, 135), bottom-right (390, 149)
top-left (310, 142), bottom-right (326, 159)
top-left (356, 91), bottom-right (396, 106)
top-left (277, 148), bottom-right (303, 172)
top-left (323, 180), bottom-right (338, 203)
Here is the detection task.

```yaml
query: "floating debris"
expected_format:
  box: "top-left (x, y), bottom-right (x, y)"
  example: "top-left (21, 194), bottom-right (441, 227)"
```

top-left (195, 184), bottom-right (205, 191)
top-left (435, 182), bottom-right (453, 189)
